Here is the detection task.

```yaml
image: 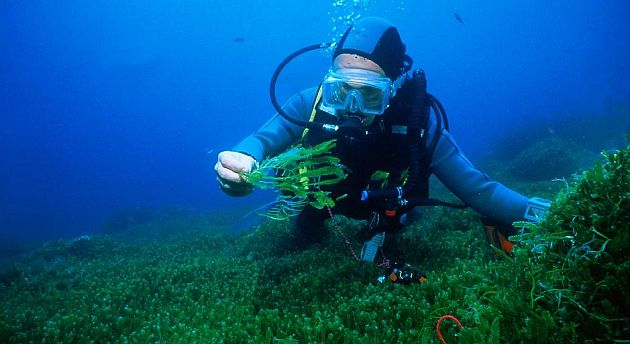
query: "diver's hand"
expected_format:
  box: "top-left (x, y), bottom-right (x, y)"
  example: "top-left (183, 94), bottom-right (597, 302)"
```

top-left (214, 151), bottom-right (256, 197)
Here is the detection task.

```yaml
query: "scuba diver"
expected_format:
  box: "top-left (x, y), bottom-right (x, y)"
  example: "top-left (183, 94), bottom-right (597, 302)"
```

top-left (215, 16), bottom-right (550, 267)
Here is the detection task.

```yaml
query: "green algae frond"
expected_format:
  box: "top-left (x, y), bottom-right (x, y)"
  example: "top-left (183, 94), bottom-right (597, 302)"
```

top-left (241, 140), bottom-right (347, 220)
top-left (509, 139), bottom-right (630, 341)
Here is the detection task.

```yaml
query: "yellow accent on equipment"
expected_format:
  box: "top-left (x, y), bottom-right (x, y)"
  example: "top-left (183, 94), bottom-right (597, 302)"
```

top-left (301, 86), bottom-right (323, 140)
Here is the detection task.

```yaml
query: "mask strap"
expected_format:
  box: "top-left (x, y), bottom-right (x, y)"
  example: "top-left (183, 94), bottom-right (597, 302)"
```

top-left (391, 73), bottom-right (407, 97)
top-left (403, 54), bottom-right (414, 74)
top-left (390, 54), bottom-right (413, 97)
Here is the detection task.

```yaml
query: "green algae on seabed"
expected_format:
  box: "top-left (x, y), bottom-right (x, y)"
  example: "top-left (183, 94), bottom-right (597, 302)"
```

top-left (0, 140), bottom-right (628, 343)
top-left (508, 140), bottom-right (630, 342)
top-left (240, 140), bottom-right (347, 220)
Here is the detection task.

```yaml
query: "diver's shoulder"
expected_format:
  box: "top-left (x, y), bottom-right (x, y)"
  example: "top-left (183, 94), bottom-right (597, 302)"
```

top-left (298, 87), bottom-right (319, 100)
top-left (285, 87), bottom-right (319, 109)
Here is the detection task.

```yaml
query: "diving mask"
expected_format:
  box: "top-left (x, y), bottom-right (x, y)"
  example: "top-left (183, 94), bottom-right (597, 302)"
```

top-left (321, 68), bottom-right (395, 116)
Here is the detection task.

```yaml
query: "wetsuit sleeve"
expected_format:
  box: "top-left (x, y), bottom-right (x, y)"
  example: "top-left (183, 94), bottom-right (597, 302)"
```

top-left (426, 115), bottom-right (530, 225)
top-left (232, 87), bottom-right (318, 161)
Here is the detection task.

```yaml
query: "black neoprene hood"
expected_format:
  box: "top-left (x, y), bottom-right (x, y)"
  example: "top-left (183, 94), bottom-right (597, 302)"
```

top-left (333, 17), bottom-right (406, 79)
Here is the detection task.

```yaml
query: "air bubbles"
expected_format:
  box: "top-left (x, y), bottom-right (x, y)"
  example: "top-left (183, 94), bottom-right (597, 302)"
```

top-left (326, 0), bottom-right (405, 55)
top-left (327, 0), bottom-right (371, 51)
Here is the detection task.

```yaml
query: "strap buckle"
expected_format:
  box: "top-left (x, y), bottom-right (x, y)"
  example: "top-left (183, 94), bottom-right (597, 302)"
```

top-left (524, 197), bottom-right (551, 223)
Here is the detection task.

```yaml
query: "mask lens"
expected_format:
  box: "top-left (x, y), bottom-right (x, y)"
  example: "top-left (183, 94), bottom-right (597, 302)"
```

top-left (322, 69), bottom-right (391, 115)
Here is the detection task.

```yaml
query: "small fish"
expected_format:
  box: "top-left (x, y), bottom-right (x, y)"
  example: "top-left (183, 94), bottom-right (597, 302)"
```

top-left (545, 125), bottom-right (555, 135)
top-left (233, 37), bottom-right (245, 43)
top-left (453, 13), bottom-right (464, 24)
top-left (207, 148), bottom-right (215, 155)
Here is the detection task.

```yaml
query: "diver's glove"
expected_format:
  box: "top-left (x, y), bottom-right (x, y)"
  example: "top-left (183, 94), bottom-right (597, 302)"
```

top-left (482, 197), bottom-right (552, 257)
top-left (481, 217), bottom-right (518, 256)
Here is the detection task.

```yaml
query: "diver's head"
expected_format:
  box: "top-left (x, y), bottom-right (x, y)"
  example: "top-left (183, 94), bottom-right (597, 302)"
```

top-left (321, 17), bottom-right (408, 120)
top-left (333, 53), bottom-right (386, 75)
top-left (333, 16), bottom-right (407, 80)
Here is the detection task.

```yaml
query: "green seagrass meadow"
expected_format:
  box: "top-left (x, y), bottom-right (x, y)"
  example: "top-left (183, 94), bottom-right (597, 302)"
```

top-left (1, 140), bottom-right (628, 343)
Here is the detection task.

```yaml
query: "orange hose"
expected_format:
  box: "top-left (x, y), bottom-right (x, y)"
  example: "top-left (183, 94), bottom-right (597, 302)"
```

top-left (436, 314), bottom-right (463, 344)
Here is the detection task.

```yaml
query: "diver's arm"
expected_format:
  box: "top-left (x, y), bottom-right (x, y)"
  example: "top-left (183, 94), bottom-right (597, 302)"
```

top-left (426, 116), bottom-right (531, 225)
top-left (215, 88), bottom-right (317, 196)
top-left (232, 87), bottom-right (318, 161)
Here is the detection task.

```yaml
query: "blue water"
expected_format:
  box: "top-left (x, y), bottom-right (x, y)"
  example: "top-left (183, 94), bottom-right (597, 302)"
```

top-left (1, 0), bottom-right (629, 245)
